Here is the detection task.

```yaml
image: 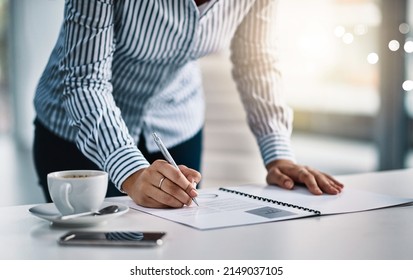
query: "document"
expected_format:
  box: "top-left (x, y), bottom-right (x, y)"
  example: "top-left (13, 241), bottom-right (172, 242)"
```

top-left (122, 185), bottom-right (413, 230)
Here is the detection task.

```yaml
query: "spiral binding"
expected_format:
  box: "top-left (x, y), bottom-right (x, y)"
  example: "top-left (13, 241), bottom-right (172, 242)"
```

top-left (219, 187), bottom-right (321, 215)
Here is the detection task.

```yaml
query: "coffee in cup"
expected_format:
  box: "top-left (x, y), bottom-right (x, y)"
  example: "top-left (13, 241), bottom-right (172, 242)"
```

top-left (47, 170), bottom-right (108, 215)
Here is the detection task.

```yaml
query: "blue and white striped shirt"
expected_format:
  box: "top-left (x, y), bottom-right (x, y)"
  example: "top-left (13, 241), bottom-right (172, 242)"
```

top-left (34, 0), bottom-right (294, 190)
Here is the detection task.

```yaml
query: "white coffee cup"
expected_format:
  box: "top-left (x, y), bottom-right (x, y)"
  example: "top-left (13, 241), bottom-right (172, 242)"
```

top-left (47, 170), bottom-right (108, 215)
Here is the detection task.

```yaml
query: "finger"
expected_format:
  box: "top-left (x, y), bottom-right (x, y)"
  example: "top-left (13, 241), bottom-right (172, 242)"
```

top-left (312, 173), bottom-right (341, 195)
top-left (132, 183), bottom-right (184, 209)
top-left (178, 165), bottom-right (202, 183)
top-left (302, 167), bottom-right (343, 195)
top-left (310, 169), bottom-right (344, 194)
top-left (266, 167), bottom-right (294, 189)
top-left (137, 194), bottom-right (172, 208)
top-left (324, 173), bottom-right (344, 188)
top-left (296, 168), bottom-right (323, 195)
top-left (156, 177), bottom-right (193, 206)
top-left (153, 160), bottom-right (193, 192)
top-left (148, 192), bottom-right (185, 208)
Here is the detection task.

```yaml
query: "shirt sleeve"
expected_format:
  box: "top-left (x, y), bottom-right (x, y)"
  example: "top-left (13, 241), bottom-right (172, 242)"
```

top-left (62, 0), bottom-right (149, 190)
top-left (229, 0), bottom-right (296, 166)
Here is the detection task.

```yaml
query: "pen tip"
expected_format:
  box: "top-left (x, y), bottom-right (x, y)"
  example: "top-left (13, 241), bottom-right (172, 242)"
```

top-left (193, 197), bottom-right (199, 206)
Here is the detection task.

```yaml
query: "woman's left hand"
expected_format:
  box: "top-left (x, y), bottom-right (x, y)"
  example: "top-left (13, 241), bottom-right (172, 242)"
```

top-left (265, 159), bottom-right (344, 195)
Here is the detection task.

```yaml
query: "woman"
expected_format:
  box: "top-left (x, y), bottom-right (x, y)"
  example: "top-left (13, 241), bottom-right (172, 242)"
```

top-left (33, 0), bottom-right (343, 208)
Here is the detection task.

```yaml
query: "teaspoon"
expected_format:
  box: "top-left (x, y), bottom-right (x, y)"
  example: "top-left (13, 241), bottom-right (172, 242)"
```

top-left (60, 205), bottom-right (119, 220)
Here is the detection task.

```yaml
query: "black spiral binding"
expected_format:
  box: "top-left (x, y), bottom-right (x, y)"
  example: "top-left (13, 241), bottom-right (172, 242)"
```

top-left (219, 187), bottom-right (321, 215)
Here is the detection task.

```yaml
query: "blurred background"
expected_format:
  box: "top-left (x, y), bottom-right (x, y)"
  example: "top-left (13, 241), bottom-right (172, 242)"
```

top-left (1, 0), bottom-right (412, 207)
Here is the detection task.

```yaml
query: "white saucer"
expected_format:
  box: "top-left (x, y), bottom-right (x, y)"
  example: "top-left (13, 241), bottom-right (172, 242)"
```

top-left (29, 201), bottom-right (129, 227)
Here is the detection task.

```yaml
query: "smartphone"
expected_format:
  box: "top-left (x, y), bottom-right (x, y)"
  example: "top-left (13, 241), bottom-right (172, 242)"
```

top-left (59, 231), bottom-right (166, 247)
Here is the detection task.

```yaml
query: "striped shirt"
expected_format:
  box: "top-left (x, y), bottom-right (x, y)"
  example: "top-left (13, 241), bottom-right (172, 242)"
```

top-left (34, 0), bottom-right (294, 190)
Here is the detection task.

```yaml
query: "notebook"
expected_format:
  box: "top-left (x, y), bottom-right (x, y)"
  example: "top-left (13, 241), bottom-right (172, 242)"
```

top-left (122, 184), bottom-right (413, 230)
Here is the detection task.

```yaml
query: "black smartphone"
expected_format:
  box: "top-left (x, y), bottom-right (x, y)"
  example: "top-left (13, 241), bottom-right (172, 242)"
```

top-left (59, 231), bottom-right (166, 247)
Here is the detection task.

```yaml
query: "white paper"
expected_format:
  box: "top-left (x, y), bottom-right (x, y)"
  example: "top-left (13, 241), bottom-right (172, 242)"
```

top-left (227, 185), bottom-right (413, 215)
top-left (120, 185), bottom-right (413, 230)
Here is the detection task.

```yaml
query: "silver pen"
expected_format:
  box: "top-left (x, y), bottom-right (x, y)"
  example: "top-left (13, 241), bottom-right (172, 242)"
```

top-left (152, 132), bottom-right (199, 206)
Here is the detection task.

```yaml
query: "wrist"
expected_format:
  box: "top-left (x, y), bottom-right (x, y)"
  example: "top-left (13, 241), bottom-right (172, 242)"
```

top-left (266, 159), bottom-right (294, 171)
top-left (121, 168), bottom-right (145, 194)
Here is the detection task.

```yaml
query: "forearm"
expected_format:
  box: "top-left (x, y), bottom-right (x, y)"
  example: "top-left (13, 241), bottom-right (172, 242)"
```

top-left (62, 0), bottom-right (150, 189)
top-left (230, 0), bottom-right (295, 164)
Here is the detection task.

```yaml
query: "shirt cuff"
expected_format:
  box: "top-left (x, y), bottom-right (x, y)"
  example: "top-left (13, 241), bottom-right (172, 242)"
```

top-left (104, 145), bottom-right (150, 191)
top-left (257, 133), bottom-right (296, 166)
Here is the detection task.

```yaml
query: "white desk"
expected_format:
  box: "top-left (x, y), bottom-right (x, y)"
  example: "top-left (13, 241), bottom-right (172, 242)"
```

top-left (1, 169), bottom-right (413, 260)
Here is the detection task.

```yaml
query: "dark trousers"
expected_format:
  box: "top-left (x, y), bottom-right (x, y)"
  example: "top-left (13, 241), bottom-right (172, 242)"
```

top-left (33, 119), bottom-right (203, 203)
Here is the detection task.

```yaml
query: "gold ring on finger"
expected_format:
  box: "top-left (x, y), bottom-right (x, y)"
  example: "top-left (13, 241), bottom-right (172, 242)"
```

top-left (158, 176), bottom-right (166, 189)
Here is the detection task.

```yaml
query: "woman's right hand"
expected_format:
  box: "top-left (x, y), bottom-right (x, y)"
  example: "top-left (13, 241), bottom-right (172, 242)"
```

top-left (121, 160), bottom-right (201, 208)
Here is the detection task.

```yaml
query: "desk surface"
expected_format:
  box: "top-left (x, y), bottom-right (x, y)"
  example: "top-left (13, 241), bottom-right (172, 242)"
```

top-left (1, 169), bottom-right (413, 260)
